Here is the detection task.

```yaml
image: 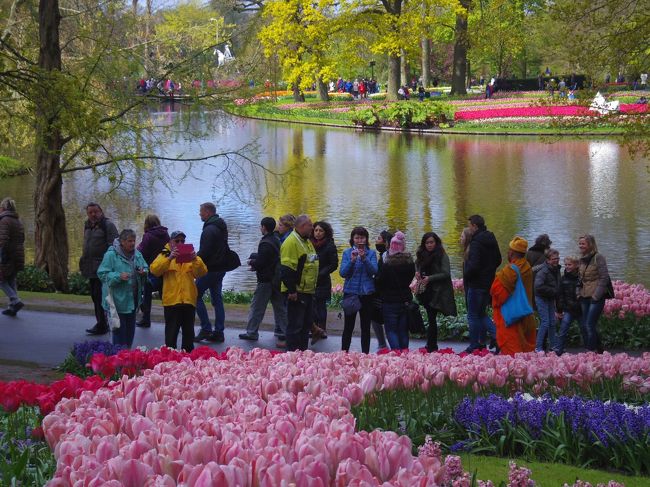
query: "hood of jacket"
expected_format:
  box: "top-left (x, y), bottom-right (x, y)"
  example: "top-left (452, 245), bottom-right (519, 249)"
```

top-left (472, 228), bottom-right (499, 250)
top-left (0, 210), bottom-right (19, 220)
top-left (112, 238), bottom-right (135, 262)
top-left (146, 225), bottom-right (169, 240)
top-left (384, 252), bottom-right (414, 266)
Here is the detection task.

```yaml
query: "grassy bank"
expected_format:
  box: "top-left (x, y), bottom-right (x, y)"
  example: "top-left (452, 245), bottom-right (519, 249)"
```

top-left (0, 155), bottom-right (30, 177)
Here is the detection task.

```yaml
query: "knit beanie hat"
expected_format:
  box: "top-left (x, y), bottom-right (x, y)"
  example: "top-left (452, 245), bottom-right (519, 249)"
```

top-left (389, 231), bottom-right (406, 255)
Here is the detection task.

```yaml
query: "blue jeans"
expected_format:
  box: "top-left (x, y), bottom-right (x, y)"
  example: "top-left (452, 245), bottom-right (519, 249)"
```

top-left (580, 297), bottom-right (605, 352)
top-left (466, 287), bottom-right (496, 350)
top-left (535, 296), bottom-right (557, 352)
top-left (555, 311), bottom-right (585, 355)
top-left (196, 271), bottom-right (226, 333)
top-left (112, 312), bottom-right (136, 348)
top-left (383, 302), bottom-right (409, 350)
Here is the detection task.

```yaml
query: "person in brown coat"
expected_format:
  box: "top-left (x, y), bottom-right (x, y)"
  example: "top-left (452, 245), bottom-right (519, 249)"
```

top-left (0, 198), bottom-right (25, 316)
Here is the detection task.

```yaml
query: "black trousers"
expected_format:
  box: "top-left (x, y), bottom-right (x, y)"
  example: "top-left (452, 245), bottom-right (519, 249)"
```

top-left (286, 293), bottom-right (313, 352)
top-left (89, 278), bottom-right (108, 330)
top-left (342, 294), bottom-right (373, 354)
top-left (423, 304), bottom-right (439, 351)
top-left (164, 304), bottom-right (195, 352)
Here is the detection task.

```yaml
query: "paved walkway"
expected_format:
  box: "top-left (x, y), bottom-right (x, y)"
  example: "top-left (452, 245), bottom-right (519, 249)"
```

top-left (0, 308), bottom-right (467, 368)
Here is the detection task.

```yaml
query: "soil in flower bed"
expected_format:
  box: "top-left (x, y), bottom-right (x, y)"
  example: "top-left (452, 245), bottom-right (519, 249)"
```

top-left (0, 359), bottom-right (64, 384)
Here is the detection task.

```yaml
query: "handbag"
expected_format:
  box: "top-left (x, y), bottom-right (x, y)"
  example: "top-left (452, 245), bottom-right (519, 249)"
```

top-left (407, 301), bottom-right (426, 334)
top-left (501, 264), bottom-right (534, 327)
top-left (105, 289), bottom-right (121, 331)
top-left (604, 277), bottom-right (615, 300)
top-left (222, 248), bottom-right (241, 272)
top-left (341, 294), bottom-right (362, 315)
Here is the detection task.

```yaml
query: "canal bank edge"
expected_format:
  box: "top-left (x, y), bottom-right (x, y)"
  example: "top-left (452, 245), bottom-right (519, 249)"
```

top-left (222, 102), bottom-right (629, 137)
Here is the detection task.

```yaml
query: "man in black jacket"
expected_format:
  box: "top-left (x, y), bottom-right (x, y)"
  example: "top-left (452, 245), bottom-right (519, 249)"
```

top-left (80, 203), bottom-right (119, 335)
top-left (239, 217), bottom-right (287, 345)
top-left (195, 202), bottom-right (229, 343)
top-left (463, 214), bottom-right (502, 352)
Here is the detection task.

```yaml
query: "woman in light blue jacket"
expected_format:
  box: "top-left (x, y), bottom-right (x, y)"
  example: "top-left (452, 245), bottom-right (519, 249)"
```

top-left (98, 229), bottom-right (148, 348)
top-left (339, 226), bottom-right (378, 353)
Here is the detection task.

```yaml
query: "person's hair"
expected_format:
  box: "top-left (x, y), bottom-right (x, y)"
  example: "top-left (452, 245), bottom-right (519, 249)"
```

top-left (119, 229), bottom-right (136, 241)
top-left (349, 226), bottom-right (370, 248)
top-left (295, 214), bottom-right (311, 228)
top-left (564, 255), bottom-right (580, 265)
top-left (416, 232), bottom-right (445, 265)
top-left (379, 230), bottom-right (394, 245)
top-left (279, 214), bottom-right (296, 229)
top-left (313, 221), bottom-right (333, 240)
top-left (468, 214), bottom-right (486, 230)
top-left (579, 234), bottom-right (598, 254)
top-left (460, 227), bottom-right (473, 261)
top-left (260, 216), bottom-right (276, 233)
top-left (144, 214), bottom-right (161, 231)
top-left (0, 197), bottom-right (16, 212)
top-left (200, 202), bottom-right (216, 214)
top-left (545, 248), bottom-right (559, 260)
top-left (85, 202), bottom-right (103, 212)
top-left (535, 234), bottom-right (552, 248)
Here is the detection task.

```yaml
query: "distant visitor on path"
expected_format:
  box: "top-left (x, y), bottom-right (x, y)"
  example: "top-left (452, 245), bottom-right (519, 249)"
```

top-left (239, 217), bottom-right (287, 347)
top-left (491, 236), bottom-right (536, 355)
top-left (339, 226), bottom-right (378, 354)
top-left (150, 230), bottom-right (207, 352)
top-left (310, 220), bottom-right (338, 344)
top-left (281, 214), bottom-right (319, 351)
top-left (80, 203), bottom-right (119, 336)
top-left (463, 215), bottom-right (501, 353)
top-left (97, 229), bottom-right (148, 348)
top-left (0, 197), bottom-right (25, 317)
top-left (194, 202), bottom-right (229, 344)
top-left (136, 214), bottom-right (170, 328)
top-left (577, 234), bottom-right (610, 353)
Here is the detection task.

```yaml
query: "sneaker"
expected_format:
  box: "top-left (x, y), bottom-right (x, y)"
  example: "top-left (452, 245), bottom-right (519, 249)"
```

top-left (193, 329), bottom-right (212, 342)
top-left (208, 331), bottom-right (225, 343)
top-left (275, 340), bottom-right (286, 348)
top-left (86, 325), bottom-right (109, 335)
top-left (12, 302), bottom-right (24, 314)
top-left (2, 308), bottom-right (16, 317)
top-left (238, 332), bottom-right (259, 341)
top-left (136, 321), bottom-right (151, 328)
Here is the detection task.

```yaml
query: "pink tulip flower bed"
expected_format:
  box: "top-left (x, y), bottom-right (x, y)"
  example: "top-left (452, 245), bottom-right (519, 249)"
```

top-left (454, 104), bottom-right (649, 120)
top-left (41, 349), bottom-right (650, 485)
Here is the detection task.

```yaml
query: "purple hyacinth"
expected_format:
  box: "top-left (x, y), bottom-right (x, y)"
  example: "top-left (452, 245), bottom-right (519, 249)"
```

top-left (72, 340), bottom-right (124, 366)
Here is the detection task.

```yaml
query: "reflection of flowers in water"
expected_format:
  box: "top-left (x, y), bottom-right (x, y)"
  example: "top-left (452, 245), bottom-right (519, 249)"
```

top-left (588, 140), bottom-right (620, 219)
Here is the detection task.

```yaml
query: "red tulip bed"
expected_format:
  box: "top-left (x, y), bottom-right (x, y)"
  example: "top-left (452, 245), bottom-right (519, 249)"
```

top-left (453, 104), bottom-right (649, 121)
top-left (2, 344), bottom-right (649, 486)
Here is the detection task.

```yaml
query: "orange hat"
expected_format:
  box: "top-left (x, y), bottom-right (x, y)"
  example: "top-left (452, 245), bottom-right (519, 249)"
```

top-left (509, 236), bottom-right (528, 254)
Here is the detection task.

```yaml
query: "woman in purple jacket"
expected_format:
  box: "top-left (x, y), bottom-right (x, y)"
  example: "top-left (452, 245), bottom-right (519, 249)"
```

top-left (136, 214), bottom-right (170, 327)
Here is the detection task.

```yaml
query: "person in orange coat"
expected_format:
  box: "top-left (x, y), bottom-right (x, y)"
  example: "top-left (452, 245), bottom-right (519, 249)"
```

top-left (490, 236), bottom-right (536, 355)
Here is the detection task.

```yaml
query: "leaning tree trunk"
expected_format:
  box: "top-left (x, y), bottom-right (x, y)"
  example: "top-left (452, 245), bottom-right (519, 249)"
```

top-left (387, 54), bottom-right (400, 101)
top-left (421, 37), bottom-right (431, 87)
top-left (450, 0), bottom-right (470, 95)
top-left (317, 77), bottom-right (329, 102)
top-left (34, 0), bottom-right (69, 291)
top-left (400, 49), bottom-right (408, 86)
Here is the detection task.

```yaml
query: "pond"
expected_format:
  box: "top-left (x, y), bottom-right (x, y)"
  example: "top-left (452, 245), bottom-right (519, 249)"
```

top-left (1, 108), bottom-right (649, 290)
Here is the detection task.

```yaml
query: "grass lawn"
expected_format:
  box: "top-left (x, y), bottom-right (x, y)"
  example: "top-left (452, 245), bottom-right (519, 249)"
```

top-left (460, 453), bottom-right (649, 486)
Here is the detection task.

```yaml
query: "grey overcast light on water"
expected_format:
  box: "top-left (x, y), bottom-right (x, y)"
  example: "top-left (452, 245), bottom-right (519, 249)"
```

top-left (2, 108), bottom-right (649, 290)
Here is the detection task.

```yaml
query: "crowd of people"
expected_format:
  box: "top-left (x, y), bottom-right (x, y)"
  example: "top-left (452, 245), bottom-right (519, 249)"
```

top-left (0, 199), bottom-right (613, 357)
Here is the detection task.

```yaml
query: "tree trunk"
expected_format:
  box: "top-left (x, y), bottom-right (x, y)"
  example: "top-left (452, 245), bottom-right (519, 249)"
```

top-left (421, 37), bottom-right (430, 87)
top-left (387, 54), bottom-right (400, 101)
top-left (466, 59), bottom-right (471, 89)
top-left (35, 0), bottom-right (68, 291)
top-left (317, 77), bottom-right (329, 102)
top-left (292, 81), bottom-right (304, 102)
top-left (450, 0), bottom-right (470, 95)
top-left (400, 49), bottom-right (408, 87)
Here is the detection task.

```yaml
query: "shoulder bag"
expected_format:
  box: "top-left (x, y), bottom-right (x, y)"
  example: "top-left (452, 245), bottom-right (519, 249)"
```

top-left (501, 264), bottom-right (534, 327)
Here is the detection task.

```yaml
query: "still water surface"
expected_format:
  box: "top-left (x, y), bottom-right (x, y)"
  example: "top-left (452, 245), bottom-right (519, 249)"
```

top-left (2, 109), bottom-right (649, 290)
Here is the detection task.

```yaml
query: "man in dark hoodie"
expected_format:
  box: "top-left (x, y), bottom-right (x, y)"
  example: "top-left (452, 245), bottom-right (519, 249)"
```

top-left (239, 217), bottom-right (287, 343)
top-left (463, 214), bottom-right (502, 352)
top-left (195, 202), bottom-right (229, 343)
top-left (80, 203), bottom-right (119, 335)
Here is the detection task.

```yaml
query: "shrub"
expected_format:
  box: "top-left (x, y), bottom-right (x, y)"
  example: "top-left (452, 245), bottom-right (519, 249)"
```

top-left (16, 265), bottom-right (55, 292)
top-left (350, 101), bottom-right (455, 128)
top-left (67, 272), bottom-right (91, 295)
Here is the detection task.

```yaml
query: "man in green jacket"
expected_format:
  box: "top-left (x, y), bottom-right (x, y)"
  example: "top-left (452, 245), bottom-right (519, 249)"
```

top-left (281, 214), bottom-right (318, 351)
